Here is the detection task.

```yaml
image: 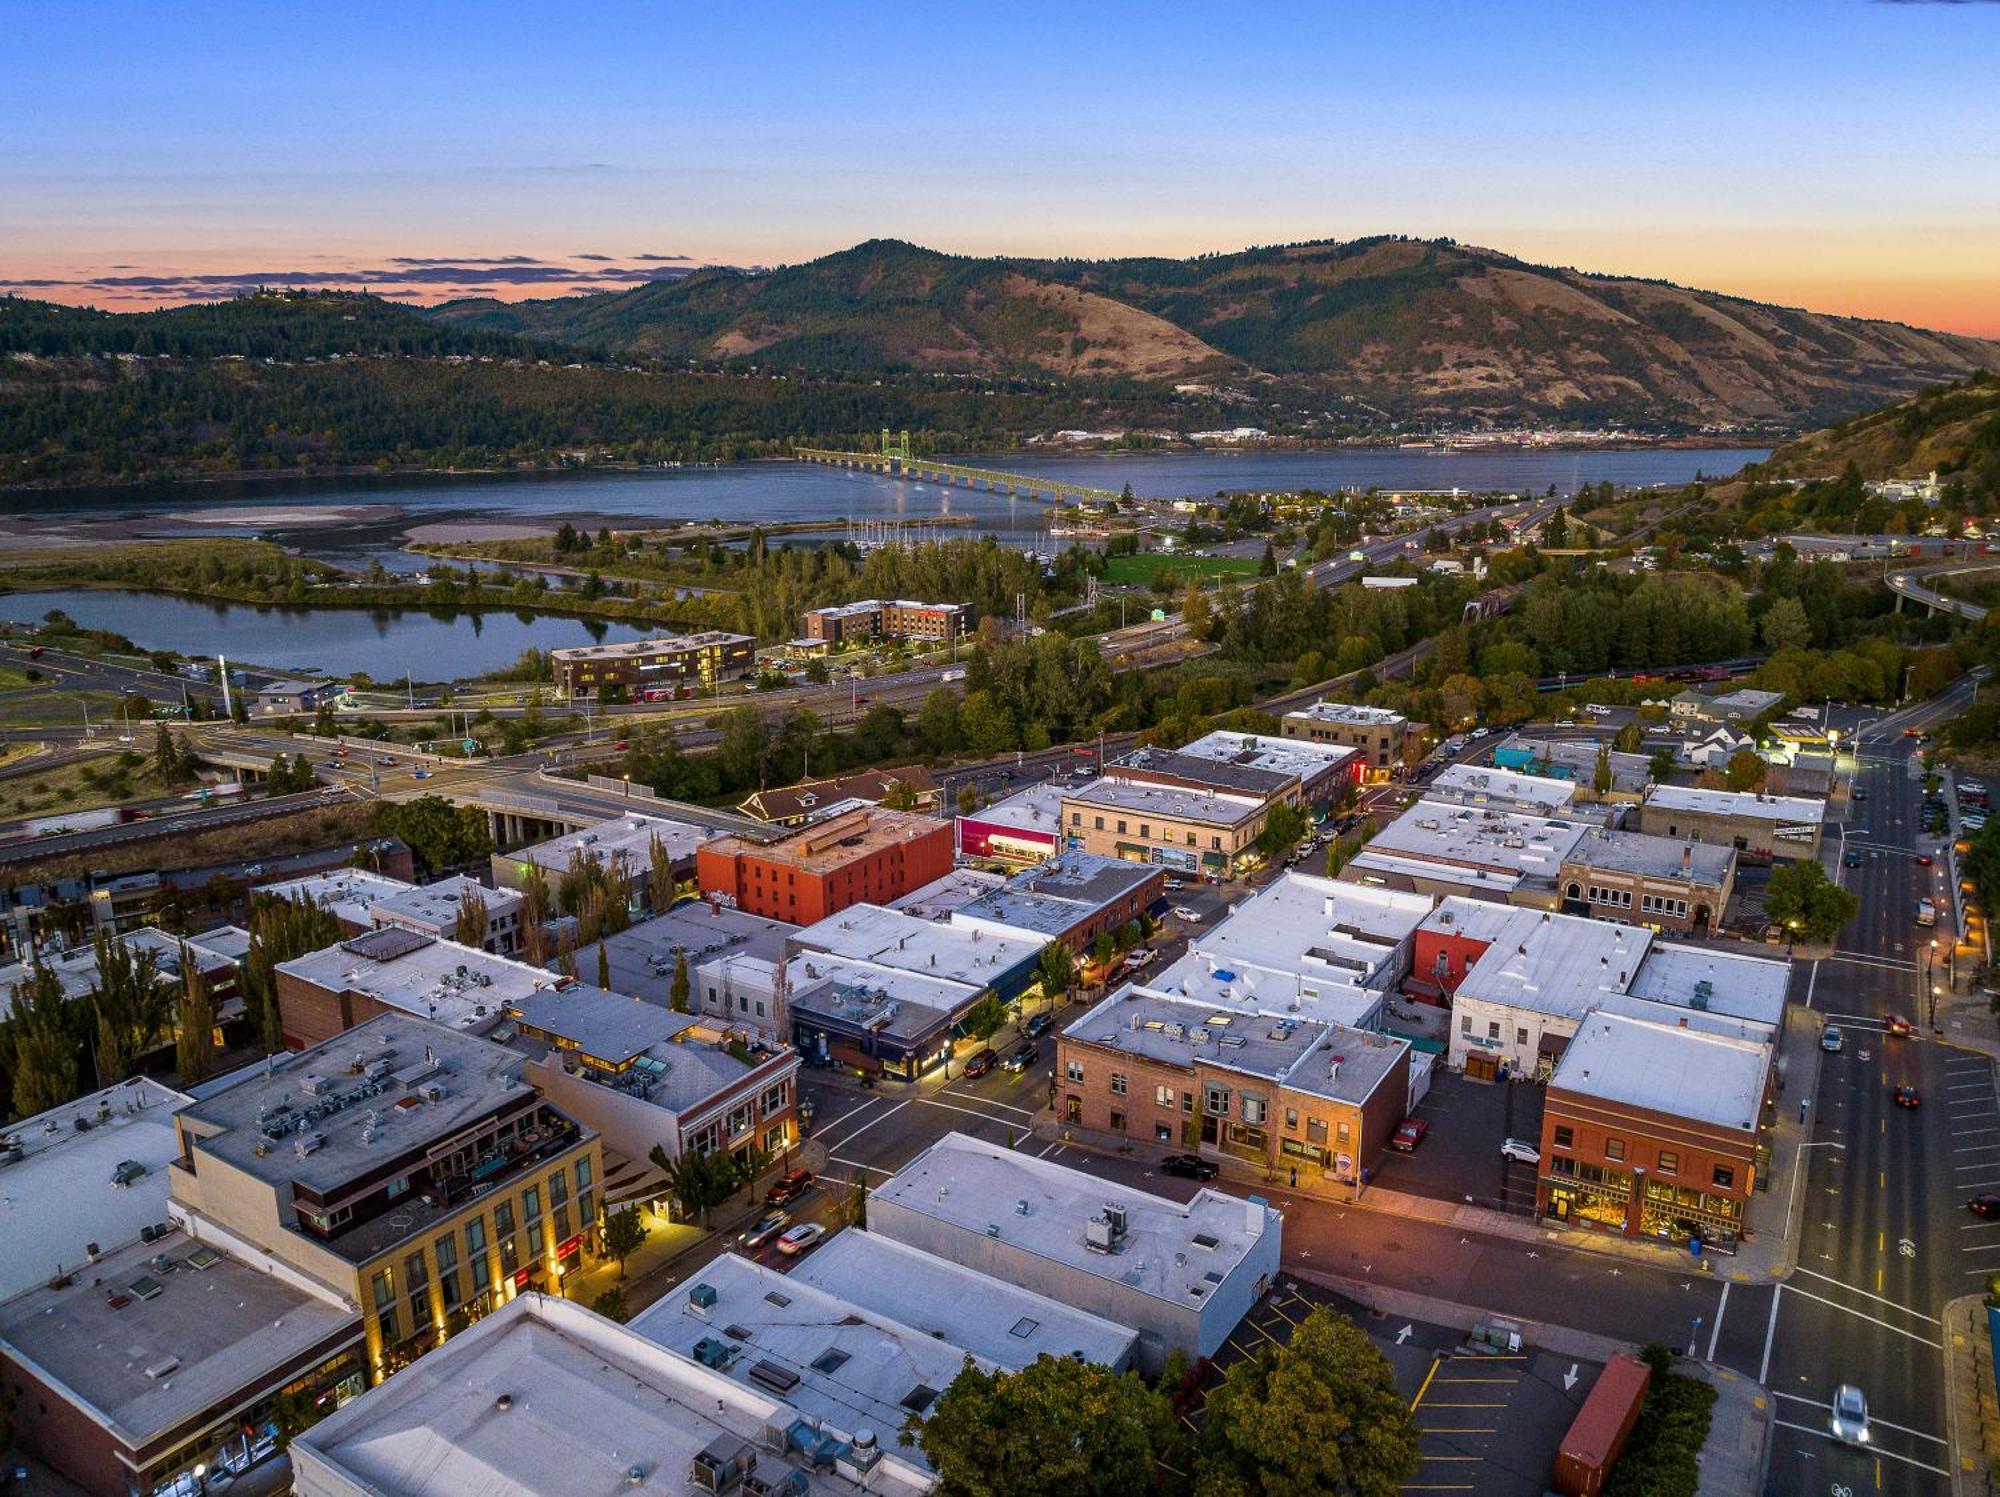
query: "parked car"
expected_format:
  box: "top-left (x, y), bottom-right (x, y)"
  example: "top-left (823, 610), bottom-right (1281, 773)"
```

top-left (1172, 906), bottom-right (1203, 924)
top-left (1499, 1137), bottom-right (1540, 1165)
top-left (1843, 850), bottom-right (1862, 868)
top-left (740, 1211), bottom-right (792, 1249)
top-left (775, 1223), bottom-right (826, 1256)
top-left (1966, 1195), bottom-right (2000, 1218)
top-left (1023, 1013), bottom-right (1052, 1041)
top-left (1164, 877), bottom-right (1187, 891)
top-left (1001, 1045), bottom-right (1037, 1074)
top-left (962, 1048), bottom-right (998, 1078)
top-left (1829, 1383), bottom-right (1871, 1445)
top-left (1122, 948), bottom-right (1156, 971)
top-left (765, 1169), bottom-right (815, 1206)
top-left (1893, 1086), bottom-right (1922, 1108)
top-left (1390, 1118), bottom-right (1431, 1152)
top-left (1158, 1153), bottom-right (1219, 1181)
top-left (1822, 1026), bottom-right (1844, 1053)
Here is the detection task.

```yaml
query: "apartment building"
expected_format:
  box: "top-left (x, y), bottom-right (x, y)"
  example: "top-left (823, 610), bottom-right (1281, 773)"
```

top-left (801, 598), bottom-right (972, 647)
top-left (1280, 700), bottom-right (1415, 774)
top-left (696, 806), bottom-right (954, 924)
top-left (549, 632), bottom-right (756, 699)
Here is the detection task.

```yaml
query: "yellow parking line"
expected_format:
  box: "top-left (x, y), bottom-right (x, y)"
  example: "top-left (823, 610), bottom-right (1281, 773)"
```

top-left (1410, 1354), bottom-right (1443, 1411)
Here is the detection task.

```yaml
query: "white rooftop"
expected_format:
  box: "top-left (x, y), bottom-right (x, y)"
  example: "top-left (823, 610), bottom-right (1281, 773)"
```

top-left (957, 780), bottom-right (1067, 836)
top-left (790, 1230), bottom-right (1140, 1372)
top-left (1644, 785), bottom-right (1826, 824)
top-left (790, 904), bottom-right (1042, 989)
top-left (1550, 1011), bottom-right (1772, 1132)
top-left (1449, 905), bottom-right (1656, 1022)
top-left (1149, 873), bottom-right (1429, 1025)
top-left (0, 1077), bottom-right (190, 1301)
top-left (1366, 800), bottom-right (1590, 885)
top-left (871, 1132), bottom-right (1280, 1311)
top-left (277, 929), bottom-right (566, 1033)
top-left (290, 1292), bottom-right (928, 1497)
top-left (889, 868), bottom-right (1006, 921)
top-left (1565, 826), bottom-right (1736, 884)
top-left (371, 874), bottom-right (523, 934)
top-left (1063, 777), bottom-right (1265, 827)
top-left (1284, 701), bottom-right (1408, 728)
top-left (505, 813), bottom-right (712, 880)
top-left (629, 1251), bottom-right (988, 1464)
top-left (1624, 942), bottom-right (1792, 1028)
top-left (1174, 730), bottom-right (1361, 784)
top-left (1429, 763), bottom-right (1579, 812)
top-left (257, 867), bottom-right (417, 929)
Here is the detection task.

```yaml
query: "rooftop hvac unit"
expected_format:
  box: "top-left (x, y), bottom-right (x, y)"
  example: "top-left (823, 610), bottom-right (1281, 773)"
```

top-left (1103, 1202), bottom-right (1128, 1238)
top-left (420, 1082), bottom-right (447, 1103)
top-left (295, 1130), bottom-right (326, 1157)
top-left (1084, 1215), bottom-right (1116, 1254)
top-left (300, 1074), bottom-right (333, 1096)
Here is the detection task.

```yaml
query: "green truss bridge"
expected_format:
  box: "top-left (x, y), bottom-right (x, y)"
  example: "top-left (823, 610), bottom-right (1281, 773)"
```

top-left (794, 430), bottom-right (1128, 507)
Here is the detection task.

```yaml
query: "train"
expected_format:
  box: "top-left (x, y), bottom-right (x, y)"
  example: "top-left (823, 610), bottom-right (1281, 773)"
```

top-left (1531, 656), bottom-right (1765, 694)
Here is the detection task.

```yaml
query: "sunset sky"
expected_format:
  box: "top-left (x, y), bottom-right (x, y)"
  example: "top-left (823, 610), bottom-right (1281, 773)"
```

top-left (7, 0), bottom-right (1998, 336)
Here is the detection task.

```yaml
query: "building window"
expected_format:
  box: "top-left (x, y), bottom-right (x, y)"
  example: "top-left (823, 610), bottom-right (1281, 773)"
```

top-left (523, 1185), bottom-right (542, 1223)
top-left (575, 1158), bottom-right (592, 1192)
top-left (1240, 1095), bottom-right (1266, 1125)
top-left (1515, 1027), bottom-right (1528, 1046)
top-left (1110, 1111), bottom-right (1126, 1132)
top-left (549, 1170), bottom-right (569, 1209)
top-left (1285, 1108), bottom-right (1299, 1131)
top-left (1066, 1059), bottom-right (1085, 1083)
top-left (1604, 1138), bottom-right (1626, 1162)
top-left (1657, 1151), bottom-right (1679, 1176)
top-left (1156, 1084), bottom-right (1176, 1108)
top-left (1461, 1016), bottom-right (1473, 1034)
top-left (1205, 1084), bottom-right (1232, 1117)
top-left (1487, 1021), bottom-right (1500, 1040)
top-left (1307, 1117), bottom-right (1328, 1144)
top-left (1712, 1164), bottom-right (1735, 1189)
top-left (1110, 1073), bottom-right (1128, 1097)
top-left (1182, 1092), bottom-right (1195, 1114)
top-left (1553, 1125), bottom-right (1574, 1150)
top-left (1335, 1120), bottom-right (1351, 1144)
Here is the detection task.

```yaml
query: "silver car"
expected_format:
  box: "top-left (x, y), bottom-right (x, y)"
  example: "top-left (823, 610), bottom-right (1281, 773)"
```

top-left (1828, 1383), bottom-right (1870, 1445)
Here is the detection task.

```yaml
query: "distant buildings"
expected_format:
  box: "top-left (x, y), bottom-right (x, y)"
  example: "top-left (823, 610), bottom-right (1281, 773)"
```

top-left (697, 806), bottom-right (954, 924)
top-left (1281, 700), bottom-right (1415, 774)
top-left (802, 597), bottom-right (972, 648)
top-left (1668, 686), bottom-right (1786, 726)
top-left (549, 632), bottom-right (756, 699)
top-left (490, 812), bottom-right (709, 915)
top-left (249, 678), bottom-right (342, 717)
top-left (738, 765), bottom-right (940, 826)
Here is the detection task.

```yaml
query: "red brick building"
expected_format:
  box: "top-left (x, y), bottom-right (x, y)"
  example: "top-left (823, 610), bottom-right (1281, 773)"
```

top-left (695, 807), bottom-right (954, 924)
top-left (801, 599), bottom-right (972, 647)
top-left (1538, 1011), bottom-right (1774, 1248)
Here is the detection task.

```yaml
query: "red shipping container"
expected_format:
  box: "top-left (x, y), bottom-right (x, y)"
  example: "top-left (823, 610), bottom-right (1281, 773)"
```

top-left (1552, 1352), bottom-right (1652, 1497)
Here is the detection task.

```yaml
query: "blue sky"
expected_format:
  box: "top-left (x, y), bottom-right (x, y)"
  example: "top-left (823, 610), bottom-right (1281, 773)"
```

top-left (6, 0), bottom-right (1997, 331)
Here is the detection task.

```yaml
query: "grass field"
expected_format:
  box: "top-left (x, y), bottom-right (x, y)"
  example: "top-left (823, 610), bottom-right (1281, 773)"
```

top-left (0, 749), bottom-right (180, 822)
top-left (1099, 553), bottom-right (1261, 587)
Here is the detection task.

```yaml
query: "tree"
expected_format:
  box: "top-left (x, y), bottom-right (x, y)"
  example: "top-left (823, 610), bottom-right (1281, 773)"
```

top-left (91, 930), bottom-right (167, 1085)
top-left (152, 722), bottom-right (191, 786)
top-left (596, 937), bottom-right (612, 991)
top-left (1037, 942), bottom-right (1077, 1008)
top-left (918, 687), bottom-right (963, 756)
top-left (1614, 721), bottom-right (1644, 754)
top-left (239, 891), bottom-right (341, 1052)
top-left (453, 887), bottom-right (490, 949)
top-left (1593, 746), bottom-right (1613, 796)
top-left (6, 963), bottom-right (78, 1118)
top-left (1725, 749), bottom-right (1767, 793)
top-left (649, 1144), bottom-right (745, 1227)
top-left (312, 697), bottom-right (338, 737)
top-left (1760, 595), bottom-right (1812, 654)
top-left (1182, 579), bottom-right (1213, 641)
top-left (1257, 541), bottom-right (1278, 577)
top-left (1255, 800), bottom-right (1308, 861)
top-left (591, 1288), bottom-right (631, 1323)
top-left (913, 1355), bottom-right (1175, 1497)
top-left (600, 1204), bottom-right (648, 1279)
top-left (1765, 859), bottom-right (1860, 944)
top-left (880, 777), bottom-right (920, 811)
top-left (175, 946), bottom-right (217, 1084)
top-left (1648, 748), bottom-right (1678, 784)
top-left (670, 950), bottom-right (692, 1013)
top-left (519, 867), bottom-right (551, 966)
top-left (647, 834), bottom-right (677, 915)
top-left (1197, 1306), bottom-right (1420, 1497)
top-left (377, 795), bottom-right (493, 878)
top-left (955, 781), bottom-right (981, 816)
top-left (962, 994), bottom-right (1007, 1042)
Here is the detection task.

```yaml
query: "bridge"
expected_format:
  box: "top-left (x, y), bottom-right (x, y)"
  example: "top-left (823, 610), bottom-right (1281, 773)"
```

top-left (794, 429), bottom-right (1128, 507)
top-left (1885, 562), bottom-right (1991, 622)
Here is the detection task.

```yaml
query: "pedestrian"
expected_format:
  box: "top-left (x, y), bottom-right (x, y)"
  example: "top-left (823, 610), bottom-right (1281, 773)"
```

top-left (1799, 1097), bottom-right (1809, 1125)
top-left (1290, 1165), bottom-right (1298, 1189)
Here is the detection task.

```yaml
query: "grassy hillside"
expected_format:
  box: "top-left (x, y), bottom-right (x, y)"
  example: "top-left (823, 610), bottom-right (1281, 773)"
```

top-left (431, 236), bottom-right (2000, 426)
top-left (1755, 371), bottom-right (2000, 483)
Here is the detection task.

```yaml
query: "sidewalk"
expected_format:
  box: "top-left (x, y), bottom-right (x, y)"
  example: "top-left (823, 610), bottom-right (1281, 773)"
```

top-left (1944, 1293), bottom-right (1998, 1497)
top-left (1691, 1361), bottom-right (1773, 1497)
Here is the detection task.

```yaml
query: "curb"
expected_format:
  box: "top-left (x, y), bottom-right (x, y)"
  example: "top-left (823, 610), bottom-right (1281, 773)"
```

top-left (1944, 1292), bottom-right (1994, 1497)
top-left (1289, 1265), bottom-right (1635, 1365)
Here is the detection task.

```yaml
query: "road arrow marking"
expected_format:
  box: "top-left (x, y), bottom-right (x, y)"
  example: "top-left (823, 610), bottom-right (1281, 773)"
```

top-left (1563, 1363), bottom-right (1579, 1391)
top-left (1396, 1324), bottom-right (1413, 1345)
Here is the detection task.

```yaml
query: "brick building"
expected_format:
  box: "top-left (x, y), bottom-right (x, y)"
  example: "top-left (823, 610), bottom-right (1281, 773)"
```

top-left (695, 806), bottom-right (954, 924)
top-left (1280, 700), bottom-right (1415, 774)
top-left (801, 598), bottom-right (972, 647)
top-left (1559, 827), bottom-right (1737, 936)
top-left (1638, 785), bottom-right (1824, 862)
top-left (548, 633), bottom-right (755, 699)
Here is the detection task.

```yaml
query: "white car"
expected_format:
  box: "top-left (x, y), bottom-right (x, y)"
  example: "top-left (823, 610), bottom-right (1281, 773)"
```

top-left (1172, 906), bottom-right (1202, 924)
top-left (775, 1223), bottom-right (825, 1256)
top-left (1829, 1384), bottom-right (1870, 1445)
top-left (1122, 948), bottom-right (1156, 971)
top-left (1499, 1137), bottom-right (1540, 1166)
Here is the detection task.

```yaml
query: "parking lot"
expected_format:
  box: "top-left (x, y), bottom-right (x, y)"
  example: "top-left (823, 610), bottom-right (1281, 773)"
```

top-left (1210, 1280), bottom-right (1596, 1496)
top-left (1369, 1068), bottom-right (1545, 1217)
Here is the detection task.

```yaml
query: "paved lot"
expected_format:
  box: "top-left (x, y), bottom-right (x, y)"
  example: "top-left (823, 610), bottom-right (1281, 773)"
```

top-left (1370, 1069), bottom-right (1545, 1217)
top-left (1211, 1280), bottom-right (1596, 1497)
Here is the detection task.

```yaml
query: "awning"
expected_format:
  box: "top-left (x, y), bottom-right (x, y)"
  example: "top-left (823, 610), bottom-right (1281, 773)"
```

top-left (1538, 1033), bottom-right (1570, 1059)
top-left (1201, 851), bottom-right (1228, 869)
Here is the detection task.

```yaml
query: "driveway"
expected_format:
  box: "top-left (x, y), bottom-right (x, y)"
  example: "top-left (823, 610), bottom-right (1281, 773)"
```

top-left (1368, 1068), bottom-right (1544, 1217)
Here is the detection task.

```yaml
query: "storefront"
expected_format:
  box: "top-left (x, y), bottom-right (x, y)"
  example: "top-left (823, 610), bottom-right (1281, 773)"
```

top-left (1638, 1178), bottom-right (1744, 1246)
top-left (1542, 1162), bottom-right (1633, 1232)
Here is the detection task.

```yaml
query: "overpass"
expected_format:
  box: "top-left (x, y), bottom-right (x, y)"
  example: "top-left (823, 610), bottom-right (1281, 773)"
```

top-left (1885, 563), bottom-right (1992, 622)
top-left (794, 429), bottom-right (1128, 507)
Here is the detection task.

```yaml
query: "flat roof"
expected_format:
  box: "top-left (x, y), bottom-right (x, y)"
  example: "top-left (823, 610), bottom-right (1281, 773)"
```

top-left (1625, 942), bottom-right (1792, 1027)
top-left (630, 1251), bottom-right (986, 1462)
top-left (0, 927), bottom-right (240, 1017)
top-left (1066, 986), bottom-right (1407, 1107)
top-left (1063, 777), bottom-right (1264, 827)
top-left (0, 1229), bottom-right (358, 1451)
top-left (257, 867), bottom-right (418, 929)
top-left (1110, 744), bottom-right (1292, 798)
top-left (1564, 827), bottom-right (1736, 884)
top-left (791, 903), bottom-right (1042, 989)
top-left (1283, 701), bottom-right (1408, 728)
top-left (957, 780), bottom-right (1067, 836)
top-left (1592, 990), bottom-right (1776, 1043)
top-left (277, 930), bottom-right (567, 1033)
top-left (1498, 736), bottom-right (1652, 793)
top-left (1149, 872), bottom-right (1429, 1025)
top-left (548, 631), bottom-right (754, 662)
top-left (370, 874), bottom-right (523, 932)
top-left (507, 990), bottom-right (768, 1113)
top-left (1367, 800), bottom-right (1589, 881)
top-left (1429, 763), bottom-right (1578, 811)
top-left (786, 955), bottom-right (980, 1045)
top-left (1550, 1011), bottom-right (1771, 1132)
top-left (508, 813), bottom-right (711, 880)
top-left (291, 1293), bottom-right (927, 1497)
top-left (889, 868), bottom-right (1007, 921)
top-left (0, 1077), bottom-right (190, 1301)
top-left (176, 1012), bottom-right (540, 1196)
top-left (953, 852), bottom-right (1161, 939)
top-left (1451, 906), bottom-right (1656, 1022)
top-left (790, 1230), bottom-right (1139, 1371)
top-left (1173, 730), bottom-right (1361, 785)
top-left (702, 807), bottom-right (949, 873)
top-left (1643, 785), bottom-right (1826, 824)
top-left (872, 1132), bottom-right (1280, 1310)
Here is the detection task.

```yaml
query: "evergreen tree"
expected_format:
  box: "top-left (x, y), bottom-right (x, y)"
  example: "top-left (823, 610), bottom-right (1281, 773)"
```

top-left (175, 946), bottom-right (217, 1084)
top-left (90, 930), bottom-right (167, 1085)
top-left (671, 950), bottom-right (691, 1013)
top-left (5, 963), bottom-right (78, 1118)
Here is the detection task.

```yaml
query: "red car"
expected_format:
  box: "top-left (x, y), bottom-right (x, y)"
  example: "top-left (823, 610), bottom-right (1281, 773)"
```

top-left (1916, 854), bottom-right (1934, 867)
top-left (1390, 1118), bottom-right (1431, 1153)
top-left (1904, 728), bottom-right (1923, 738)
top-left (1884, 1015), bottom-right (1916, 1036)
top-left (1893, 1086), bottom-right (1922, 1109)
top-left (961, 1048), bottom-right (998, 1078)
